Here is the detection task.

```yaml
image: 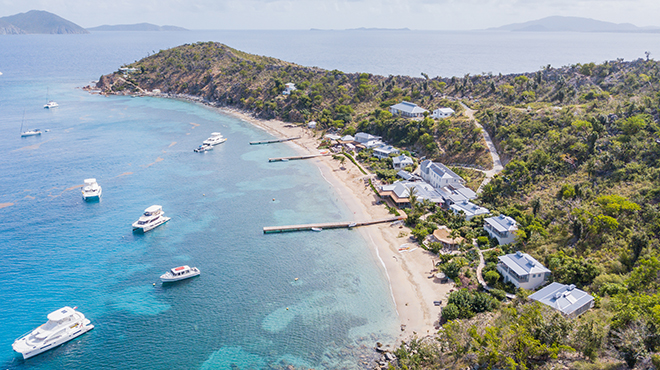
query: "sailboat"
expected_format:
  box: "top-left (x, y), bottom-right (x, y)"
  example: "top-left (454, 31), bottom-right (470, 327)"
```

top-left (20, 110), bottom-right (41, 137)
top-left (44, 88), bottom-right (58, 109)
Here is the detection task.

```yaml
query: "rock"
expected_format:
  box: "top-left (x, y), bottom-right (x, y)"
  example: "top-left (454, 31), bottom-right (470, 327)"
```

top-left (376, 342), bottom-right (383, 348)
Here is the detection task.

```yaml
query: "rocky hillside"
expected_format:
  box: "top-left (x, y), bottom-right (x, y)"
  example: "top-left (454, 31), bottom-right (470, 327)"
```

top-left (0, 10), bottom-right (88, 34)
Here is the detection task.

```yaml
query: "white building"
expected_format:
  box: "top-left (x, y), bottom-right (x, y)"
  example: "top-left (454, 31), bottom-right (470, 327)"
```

top-left (438, 184), bottom-right (477, 206)
top-left (419, 160), bottom-right (465, 189)
top-left (389, 101), bottom-right (428, 119)
top-left (373, 145), bottom-right (400, 159)
top-left (354, 132), bottom-right (381, 143)
top-left (432, 107), bottom-right (455, 119)
top-left (484, 214), bottom-right (518, 245)
top-left (497, 251), bottom-right (551, 291)
top-left (392, 155), bottom-right (414, 170)
top-left (529, 282), bottom-right (595, 318)
top-left (283, 83), bottom-right (297, 95)
top-left (307, 121), bottom-right (317, 129)
top-left (449, 201), bottom-right (490, 220)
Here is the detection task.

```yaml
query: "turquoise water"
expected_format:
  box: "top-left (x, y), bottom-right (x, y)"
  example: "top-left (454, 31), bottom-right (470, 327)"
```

top-left (0, 35), bottom-right (398, 369)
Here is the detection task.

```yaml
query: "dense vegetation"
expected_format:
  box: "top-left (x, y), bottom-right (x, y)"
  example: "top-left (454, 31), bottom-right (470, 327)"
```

top-left (97, 43), bottom-right (660, 369)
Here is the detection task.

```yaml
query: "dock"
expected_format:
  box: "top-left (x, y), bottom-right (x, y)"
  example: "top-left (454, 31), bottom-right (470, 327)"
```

top-left (263, 216), bottom-right (404, 234)
top-left (268, 154), bottom-right (329, 162)
top-left (250, 137), bottom-right (301, 145)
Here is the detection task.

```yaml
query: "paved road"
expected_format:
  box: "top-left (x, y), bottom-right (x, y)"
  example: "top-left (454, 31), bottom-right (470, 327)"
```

top-left (460, 102), bottom-right (504, 193)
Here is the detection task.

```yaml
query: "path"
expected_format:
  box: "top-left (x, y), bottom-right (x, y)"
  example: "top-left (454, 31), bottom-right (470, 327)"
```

top-left (474, 242), bottom-right (516, 299)
top-left (460, 102), bottom-right (504, 193)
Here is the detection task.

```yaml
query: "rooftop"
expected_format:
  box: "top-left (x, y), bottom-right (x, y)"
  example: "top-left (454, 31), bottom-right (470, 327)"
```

top-left (498, 251), bottom-right (550, 276)
top-left (529, 282), bottom-right (594, 316)
top-left (449, 201), bottom-right (489, 218)
top-left (420, 160), bottom-right (465, 183)
top-left (390, 101), bottom-right (428, 114)
top-left (485, 214), bottom-right (518, 233)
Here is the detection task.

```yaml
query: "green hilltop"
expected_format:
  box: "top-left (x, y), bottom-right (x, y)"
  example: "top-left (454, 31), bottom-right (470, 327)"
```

top-left (97, 42), bottom-right (660, 369)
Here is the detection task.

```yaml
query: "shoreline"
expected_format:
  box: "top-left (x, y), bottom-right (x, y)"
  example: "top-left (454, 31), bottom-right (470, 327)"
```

top-left (218, 106), bottom-right (455, 344)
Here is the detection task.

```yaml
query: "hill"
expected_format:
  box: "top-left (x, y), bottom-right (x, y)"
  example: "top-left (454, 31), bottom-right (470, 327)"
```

top-left (490, 15), bottom-right (659, 33)
top-left (0, 10), bottom-right (88, 34)
top-left (93, 42), bottom-right (660, 368)
top-left (87, 23), bottom-right (188, 32)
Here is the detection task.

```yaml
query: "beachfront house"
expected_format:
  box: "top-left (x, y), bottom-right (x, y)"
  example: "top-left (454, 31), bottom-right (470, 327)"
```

top-left (432, 107), bottom-right (455, 119)
top-left (449, 201), bottom-right (489, 220)
top-left (528, 282), bottom-right (595, 318)
top-left (484, 214), bottom-right (518, 245)
top-left (389, 101), bottom-right (428, 119)
top-left (420, 160), bottom-right (465, 189)
top-left (373, 145), bottom-right (400, 159)
top-left (393, 155), bottom-right (414, 170)
top-left (354, 132), bottom-right (381, 144)
top-left (379, 181), bottom-right (444, 208)
top-left (438, 185), bottom-right (477, 206)
top-left (283, 83), bottom-right (297, 95)
top-left (497, 251), bottom-right (551, 291)
top-left (429, 226), bottom-right (464, 250)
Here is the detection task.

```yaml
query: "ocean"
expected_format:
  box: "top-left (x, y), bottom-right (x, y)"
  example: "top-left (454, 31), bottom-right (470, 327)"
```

top-left (1, 29), bottom-right (659, 370)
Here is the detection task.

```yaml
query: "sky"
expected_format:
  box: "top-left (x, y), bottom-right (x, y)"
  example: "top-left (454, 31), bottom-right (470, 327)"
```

top-left (1, 0), bottom-right (659, 30)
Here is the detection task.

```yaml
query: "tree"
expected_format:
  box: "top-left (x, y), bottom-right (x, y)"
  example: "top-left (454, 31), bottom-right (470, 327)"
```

top-left (484, 270), bottom-right (500, 286)
top-left (442, 303), bottom-right (460, 321)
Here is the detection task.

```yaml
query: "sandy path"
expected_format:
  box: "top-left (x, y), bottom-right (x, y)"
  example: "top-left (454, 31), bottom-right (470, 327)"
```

top-left (221, 108), bottom-right (455, 342)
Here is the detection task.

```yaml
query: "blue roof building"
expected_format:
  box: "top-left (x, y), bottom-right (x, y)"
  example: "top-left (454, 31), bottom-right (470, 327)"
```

top-left (497, 251), bottom-right (551, 290)
top-left (529, 282), bottom-right (595, 318)
top-left (389, 101), bottom-right (428, 119)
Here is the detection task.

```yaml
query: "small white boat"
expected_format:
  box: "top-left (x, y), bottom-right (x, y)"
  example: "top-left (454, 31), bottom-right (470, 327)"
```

top-left (160, 265), bottom-right (200, 283)
top-left (193, 144), bottom-right (213, 153)
top-left (311, 227), bottom-right (322, 232)
top-left (348, 222), bottom-right (357, 228)
top-left (81, 178), bottom-right (102, 201)
top-left (132, 205), bottom-right (170, 232)
top-left (12, 306), bottom-right (94, 360)
top-left (44, 101), bottom-right (59, 109)
top-left (21, 129), bottom-right (42, 137)
top-left (202, 132), bottom-right (227, 146)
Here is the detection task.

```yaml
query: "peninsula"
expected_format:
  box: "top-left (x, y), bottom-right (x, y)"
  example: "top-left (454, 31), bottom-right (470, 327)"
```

top-left (0, 10), bottom-right (88, 34)
top-left (94, 43), bottom-right (660, 369)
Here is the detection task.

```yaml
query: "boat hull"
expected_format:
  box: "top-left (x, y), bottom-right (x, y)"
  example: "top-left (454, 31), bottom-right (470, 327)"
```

top-left (82, 189), bottom-right (102, 201)
top-left (13, 321), bottom-right (94, 360)
top-left (160, 269), bottom-right (200, 283)
top-left (132, 217), bottom-right (170, 233)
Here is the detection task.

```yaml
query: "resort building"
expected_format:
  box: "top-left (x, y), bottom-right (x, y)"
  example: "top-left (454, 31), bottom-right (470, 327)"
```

top-left (340, 135), bottom-right (355, 142)
top-left (438, 185), bottom-right (477, 206)
top-left (379, 181), bottom-right (444, 208)
top-left (373, 145), bottom-right (400, 159)
top-left (528, 282), bottom-right (595, 318)
top-left (419, 160), bottom-right (465, 189)
top-left (354, 132), bottom-right (382, 144)
top-left (432, 107), bottom-right (455, 119)
top-left (449, 201), bottom-right (490, 220)
top-left (497, 251), bottom-right (551, 291)
top-left (396, 170), bottom-right (421, 181)
top-left (392, 155), bottom-right (414, 170)
top-left (429, 226), bottom-right (464, 250)
top-left (484, 214), bottom-right (518, 245)
top-left (283, 83), bottom-right (297, 95)
top-left (389, 101), bottom-right (428, 119)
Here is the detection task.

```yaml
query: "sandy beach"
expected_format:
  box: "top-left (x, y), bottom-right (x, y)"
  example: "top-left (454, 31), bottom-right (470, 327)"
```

top-left (221, 107), bottom-right (455, 343)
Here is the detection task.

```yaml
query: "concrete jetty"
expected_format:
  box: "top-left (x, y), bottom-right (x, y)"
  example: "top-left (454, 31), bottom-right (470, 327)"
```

top-left (268, 154), bottom-right (329, 162)
top-left (263, 216), bottom-right (404, 234)
top-left (250, 137), bottom-right (301, 145)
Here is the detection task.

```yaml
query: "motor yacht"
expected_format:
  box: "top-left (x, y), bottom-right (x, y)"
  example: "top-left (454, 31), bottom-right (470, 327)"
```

top-left (12, 306), bottom-right (94, 360)
top-left (132, 205), bottom-right (170, 232)
top-left (44, 101), bottom-right (59, 109)
top-left (160, 265), bottom-right (201, 283)
top-left (202, 132), bottom-right (227, 146)
top-left (81, 178), bottom-right (102, 201)
top-left (21, 129), bottom-right (42, 137)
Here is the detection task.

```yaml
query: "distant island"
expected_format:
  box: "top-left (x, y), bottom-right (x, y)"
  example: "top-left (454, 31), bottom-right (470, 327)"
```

top-left (87, 23), bottom-right (188, 32)
top-left (0, 10), bottom-right (88, 34)
top-left (491, 15), bottom-right (660, 33)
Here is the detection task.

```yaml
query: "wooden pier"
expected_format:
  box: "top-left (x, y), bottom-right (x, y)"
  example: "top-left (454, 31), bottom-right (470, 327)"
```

top-left (250, 137), bottom-right (301, 145)
top-left (268, 154), bottom-right (329, 162)
top-left (263, 216), bottom-right (404, 234)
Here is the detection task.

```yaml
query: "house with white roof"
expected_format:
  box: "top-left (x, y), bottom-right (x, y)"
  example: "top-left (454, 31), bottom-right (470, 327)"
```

top-left (432, 107), bottom-right (455, 119)
top-left (379, 181), bottom-right (444, 207)
top-left (438, 184), bottom-right (477, 206)
top-left (283, 83), bottom-right (296, 95)
top-left (497, 251), bottom-right (551, 290)
top-left (373, 145), bottom-right (400, 159)
top-left (449, 201), bottom-right (489, 220)
top-left (354, 132), bottom-right (381, 144)
top-left (389, 101), bottom-right (428, 119)
top-left (340, 135), bottom-right (355, 142)
top-left (484, 214), bottom-right (518, 245)
top-left (529, 282), bottom-right (595, 318)
top-left (419, 160), bottom-right (465, 189)
top-left (392, 155), bottom-right (414, 170)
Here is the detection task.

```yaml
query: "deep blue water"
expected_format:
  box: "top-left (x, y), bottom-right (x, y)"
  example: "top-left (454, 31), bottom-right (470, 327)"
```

top-left (1, 30), bottom-right (659, 369)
